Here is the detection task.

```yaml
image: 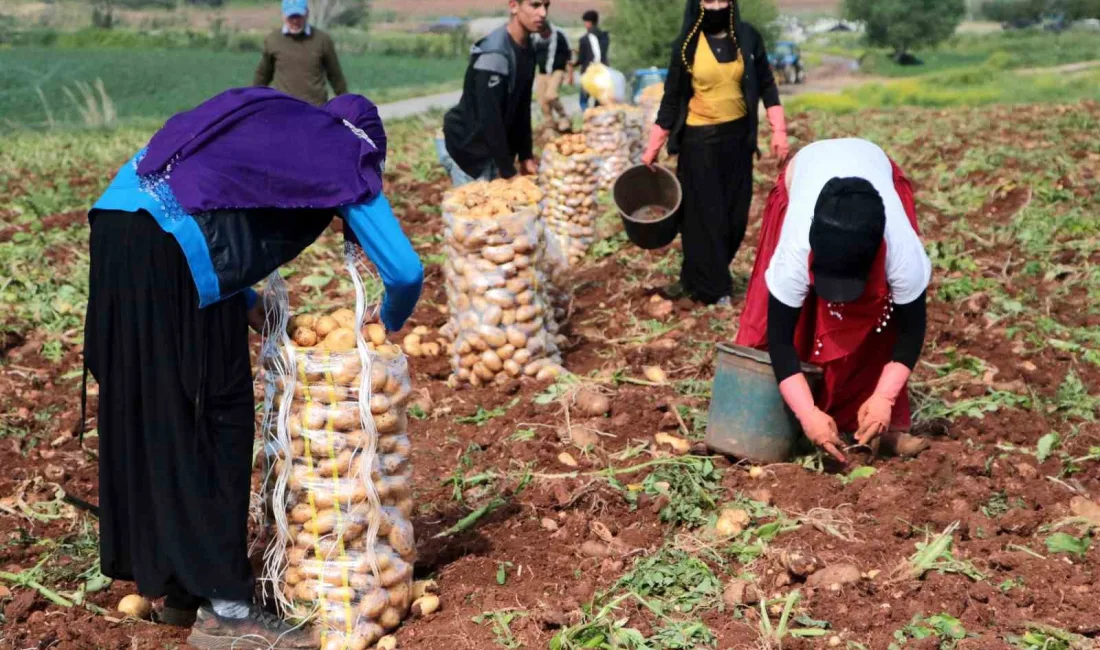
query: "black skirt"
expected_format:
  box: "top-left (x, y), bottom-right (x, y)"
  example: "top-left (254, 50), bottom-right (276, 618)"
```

top-left (677, 117), bottom-right (755, 304)
top-left (85, 210), bottom-right (255, 603)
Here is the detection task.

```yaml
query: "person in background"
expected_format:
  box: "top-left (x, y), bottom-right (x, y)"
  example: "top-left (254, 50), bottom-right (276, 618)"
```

top-left (641, 0), bottom-right (787, 307)
top-left (439, 0), bottom-right (547, 186)
top-left (575, 9), bottom-right (610, 111)
top-left (83, 88), bottom-right (422, 649)
top-left (254, 0), bottom-right (348, 106)
top-left (736, 138), bottom-right (932, 463)
top-left (532, 20), bottom-right (573, 132)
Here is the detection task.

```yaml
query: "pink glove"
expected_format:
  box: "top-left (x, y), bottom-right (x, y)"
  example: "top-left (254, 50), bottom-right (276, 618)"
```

top-left (780, 374), bottom-right (845, 463)
top-left (855, 362), bottom-right (911, 444)
top-left (642, 125), bottom-right (669, 168)
top-left (767, 105), bottom-right (789, 160)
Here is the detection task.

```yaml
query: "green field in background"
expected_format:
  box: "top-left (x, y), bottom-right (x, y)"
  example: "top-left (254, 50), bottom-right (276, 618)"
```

top-left (0, 47), bottom-right (466, 127)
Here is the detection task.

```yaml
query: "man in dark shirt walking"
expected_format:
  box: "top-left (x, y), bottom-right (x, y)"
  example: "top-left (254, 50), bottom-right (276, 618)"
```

top-left (253, 0), bottom-right (348, 106)
top-left (532, 21), bottom-right (572, 131)
top-left (439, 0), bottom-right (547, 186)
top-left (575, 9), bottom-right (610, 111)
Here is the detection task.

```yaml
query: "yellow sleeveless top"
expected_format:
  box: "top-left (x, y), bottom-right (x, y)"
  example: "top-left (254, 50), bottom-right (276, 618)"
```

top-left (686, 36), bottom-right (747, 127)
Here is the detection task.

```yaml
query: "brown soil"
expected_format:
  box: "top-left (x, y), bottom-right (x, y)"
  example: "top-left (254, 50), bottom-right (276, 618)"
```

top-left (1, 102), bottom-right (1098, 649)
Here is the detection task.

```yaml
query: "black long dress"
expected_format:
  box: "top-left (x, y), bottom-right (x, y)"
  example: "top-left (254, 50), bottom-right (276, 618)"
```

top-left (85, 209), bottom-right (256, 604)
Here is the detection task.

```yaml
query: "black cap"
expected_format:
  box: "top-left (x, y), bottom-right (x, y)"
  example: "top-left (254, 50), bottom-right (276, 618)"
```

top-left (583, 10), bottom-right (599, 24)
top-left (809, 177), bottom-right (886, 303)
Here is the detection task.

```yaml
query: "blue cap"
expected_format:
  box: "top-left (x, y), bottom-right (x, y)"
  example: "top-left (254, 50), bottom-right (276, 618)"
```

top-left (282, 0), bottom-right (308, 17)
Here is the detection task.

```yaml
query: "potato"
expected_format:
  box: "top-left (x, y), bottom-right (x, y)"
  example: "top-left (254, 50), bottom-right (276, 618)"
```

top-left (536, 364), bottom-right (563, 382)
top-left (314, 316), bottom-right (339, 337)
top-left (322, 327), bottom-right (357, 351)
top-left (365, 323), bottom-right (388, 346)
top-left (412, 594), bottom-right (440, 618)
top-left (402, 333), bottom-right (421, 357)
top-left (480, 350), bottom-right (504, 373)
top-left (374, 410), bottom-right (407, 436)
top-left (117, 594), bottom-right (152, 619)
top-left (285, 566), bottom-right (303, 586)
top-left (503, 359), bottom-right (522, 377)
top-left (516, 305), bottom-right (539, 323)
top-left (505, 327), bottom-right (528, 349)
top-left (290, 314), bottom-right (317, 331)
top-left (387, 518), bottom-right (416, 559)
top-left (301, 403), bottom-right (328, 431)
top-left (370, 393), bottom-right (392, 416)
top-left (330, 308), bottom-right (356, 330)
top-left (359, 588), bottom-right (389, 618)
top-left (421, 341), bottom-right (441, 357)
top-left (512, 349), bottom-right (532, 365)
top-left (575, 389), bottom-right (611, 417)
top-left (386, 577), bottom-right (412, 604)
top-left (377, 635), bottom-right (397, 650)
top-left (331, 406), bottom-right (360, 432)
top-left (379, 606), bottom-right (403, 630)
top-left (293, 327), bottom-right (319, 348)
top-left (477, 325), bottom-right (508, 348)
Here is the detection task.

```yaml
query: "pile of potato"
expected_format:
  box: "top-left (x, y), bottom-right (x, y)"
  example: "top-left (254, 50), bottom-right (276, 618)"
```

top-left (442, 178), bottom-right (565, 386)
top-left (267, 308), bottom-right (416, 650)
top-left (584, 105), bottom-right (645, 189)
top-left (539, 133), bottom-right (602, 267)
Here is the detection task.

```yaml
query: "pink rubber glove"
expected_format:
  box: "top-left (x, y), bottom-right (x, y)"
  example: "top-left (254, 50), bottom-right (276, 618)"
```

top-left (780, 374), bottom-right (846, 463)
top-left (642, 125), bottom-right (669, 169)
top-left (767, 105), bottom-right (789, 160)
top-left (855, 362), bottom-right (911, 444)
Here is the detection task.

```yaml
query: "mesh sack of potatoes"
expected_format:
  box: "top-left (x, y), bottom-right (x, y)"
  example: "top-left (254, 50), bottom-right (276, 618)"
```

top-left (539, 133), bottom-right (603, 268)
top-left (441, 178), bottom-right (566, 386)
top-left (583, 106), bottom-right (645, 189)
top-left (260, 264), bottom-right (416, 650)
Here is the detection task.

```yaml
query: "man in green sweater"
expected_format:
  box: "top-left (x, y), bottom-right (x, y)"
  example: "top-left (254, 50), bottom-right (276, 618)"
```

top-left (253, 0), bottom-right (348, 106)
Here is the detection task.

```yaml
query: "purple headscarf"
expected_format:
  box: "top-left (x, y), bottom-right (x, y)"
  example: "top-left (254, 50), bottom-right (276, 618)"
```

top-left (137, 87), bottom-right (386, 213)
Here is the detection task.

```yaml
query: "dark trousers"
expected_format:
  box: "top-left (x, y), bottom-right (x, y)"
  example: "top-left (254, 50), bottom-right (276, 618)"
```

top-left (85, 210), bottom-right (256, 604)
top-left (677, 118), bottom-right (755, 304)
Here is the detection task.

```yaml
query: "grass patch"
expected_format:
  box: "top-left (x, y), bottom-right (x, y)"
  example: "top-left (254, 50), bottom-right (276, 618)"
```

top-left (791, 63), bottom-right (1100, 114)
top-left (1, 46), bottom-right (466, 128)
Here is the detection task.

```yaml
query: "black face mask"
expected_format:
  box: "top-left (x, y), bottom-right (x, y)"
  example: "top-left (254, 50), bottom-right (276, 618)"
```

top-left (701, 8), bottom-right (731, 34)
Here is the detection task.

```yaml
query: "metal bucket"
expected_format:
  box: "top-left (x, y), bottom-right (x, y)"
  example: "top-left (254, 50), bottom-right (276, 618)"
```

top-left (705, 344), bottom-right (823, 464)
top-left (613, 164), bottom-right (682, 250)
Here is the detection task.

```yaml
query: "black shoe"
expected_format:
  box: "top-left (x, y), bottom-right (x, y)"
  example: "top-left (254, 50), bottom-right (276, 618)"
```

top-left (154, 604), bottom-right (198, 627)
top-left (658, 282), bottom-right (687, 300)
top-left (188, 606), bottom-right (317, 649)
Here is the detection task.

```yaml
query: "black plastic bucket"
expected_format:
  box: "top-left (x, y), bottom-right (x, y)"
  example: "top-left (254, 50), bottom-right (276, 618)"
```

top-left (613, 164), bottom-right (682, 250)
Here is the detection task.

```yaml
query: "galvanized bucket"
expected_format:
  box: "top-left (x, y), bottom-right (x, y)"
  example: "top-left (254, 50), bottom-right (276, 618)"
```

top-left (705, 344), bottom-right (824, 464)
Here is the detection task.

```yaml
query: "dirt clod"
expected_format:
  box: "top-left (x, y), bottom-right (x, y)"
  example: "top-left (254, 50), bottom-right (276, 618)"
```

top-left (722, 579), bottom-right (760, 607)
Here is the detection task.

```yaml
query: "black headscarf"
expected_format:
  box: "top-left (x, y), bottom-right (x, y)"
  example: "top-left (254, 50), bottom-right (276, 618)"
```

top-left (679, 0), bottom-right (742, 73)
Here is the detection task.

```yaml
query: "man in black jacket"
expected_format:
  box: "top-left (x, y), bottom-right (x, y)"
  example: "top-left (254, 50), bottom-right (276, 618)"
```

top-left (439, 0), bottom-right (547, 186)
top-left (575, 9), bottom-right (610, 111)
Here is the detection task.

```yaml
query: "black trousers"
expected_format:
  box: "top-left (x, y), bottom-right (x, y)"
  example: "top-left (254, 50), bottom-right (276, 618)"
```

top-left (85, 210), bottom-right (256, 604)
top-left (677, 118), bottom-right (755, 304)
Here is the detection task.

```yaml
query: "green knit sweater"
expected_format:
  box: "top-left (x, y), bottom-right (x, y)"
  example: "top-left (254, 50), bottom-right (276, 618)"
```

top-left (253, 28), bottom-right (348, 106)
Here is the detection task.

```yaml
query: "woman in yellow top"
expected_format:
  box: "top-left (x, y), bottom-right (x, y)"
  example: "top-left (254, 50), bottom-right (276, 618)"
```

top-left (642, 0), bottom-right (788, 306)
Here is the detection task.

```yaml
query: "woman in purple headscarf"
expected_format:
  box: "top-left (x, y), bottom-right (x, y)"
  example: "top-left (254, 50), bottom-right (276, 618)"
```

top-left (83, 88), bottom-right (421, 649)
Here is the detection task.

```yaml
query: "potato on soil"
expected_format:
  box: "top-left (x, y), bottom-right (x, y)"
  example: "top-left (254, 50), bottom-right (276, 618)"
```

top-left (654, 432), bottom-right (690, 454)
top-left (574, 389), bottom-right (610, 417)
top-left (643, 366), bottom-right (668, 384)
top-left (412, 593), bottom-right (440, 617)
top-left (117, 594), bottom-right (152, 619)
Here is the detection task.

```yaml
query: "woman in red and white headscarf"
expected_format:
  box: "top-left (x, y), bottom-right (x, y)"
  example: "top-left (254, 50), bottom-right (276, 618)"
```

top-left (736, 138), bottom-right (932, 463)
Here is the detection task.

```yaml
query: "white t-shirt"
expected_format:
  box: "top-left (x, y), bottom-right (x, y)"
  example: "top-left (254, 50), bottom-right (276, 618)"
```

top-left (764, 138), bottom-right (932, 308)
